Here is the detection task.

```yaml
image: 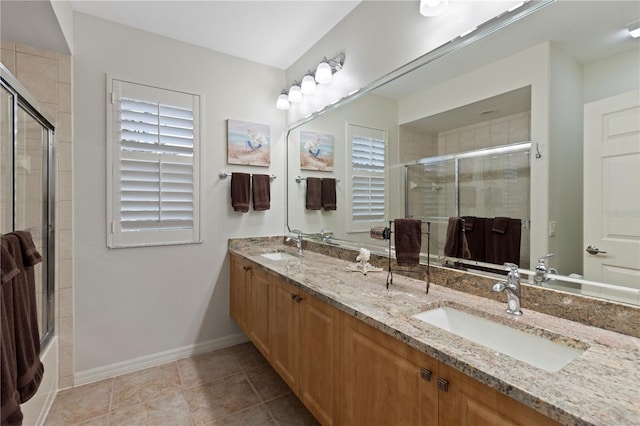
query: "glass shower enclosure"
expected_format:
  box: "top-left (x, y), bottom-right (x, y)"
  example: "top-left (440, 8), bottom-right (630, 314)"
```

top-left (1, 64), bottom-right (55, 348)
top-left (405, 142), bottom-right (531, 269)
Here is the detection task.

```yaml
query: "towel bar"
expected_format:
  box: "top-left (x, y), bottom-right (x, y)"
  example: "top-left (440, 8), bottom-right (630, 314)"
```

top-left (219, 171), bottom-right (276, 182)
top-left (295, 175), bottom-right (340, 183)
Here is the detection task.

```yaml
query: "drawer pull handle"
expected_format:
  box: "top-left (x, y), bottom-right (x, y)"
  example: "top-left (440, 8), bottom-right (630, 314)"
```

top-left (243, 265), bottom-right (252, 271)
top-left (437, 377), bottom-right (449, 392)
top-left (291, 294), bottom-right (297, 300)
top-left (420, 368), bottom-right (432, 382)
top-left (295, 295), bottom-right (303, 303)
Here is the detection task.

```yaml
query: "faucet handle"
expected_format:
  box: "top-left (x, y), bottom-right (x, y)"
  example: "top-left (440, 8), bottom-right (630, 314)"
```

top-left (504, 262), bottom-right (519, 272)
top-left (537, 253), bottom-right (554, 264)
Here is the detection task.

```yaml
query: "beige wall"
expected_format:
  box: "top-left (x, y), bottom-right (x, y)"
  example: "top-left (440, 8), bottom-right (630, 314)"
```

top-left (1, 40), bottom-right (74, 389)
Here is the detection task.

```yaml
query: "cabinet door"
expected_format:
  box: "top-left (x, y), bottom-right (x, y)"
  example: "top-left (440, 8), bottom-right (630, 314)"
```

top-left (438, 363), bottom-right (560, 426)
top-left (248, 268), bottom-right (271, 359)
top-left (340, 312), bottom-right (438, 426)
top-left (269, 275), bottom-right (300, 392)
top-left (299, 293), bottom-right (340, 426)
top-left (229, 255), bottom-right (248, 332)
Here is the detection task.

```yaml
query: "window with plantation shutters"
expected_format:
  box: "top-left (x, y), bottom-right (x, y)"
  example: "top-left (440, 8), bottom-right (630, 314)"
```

top-left (107, 78), bottom-right (201, 248)
top-left (347, 124), bottom-right (386, 232)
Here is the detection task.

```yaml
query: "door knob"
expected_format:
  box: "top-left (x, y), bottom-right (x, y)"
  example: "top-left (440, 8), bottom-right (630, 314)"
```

top-left (586, 245), bottom-right (607, 255)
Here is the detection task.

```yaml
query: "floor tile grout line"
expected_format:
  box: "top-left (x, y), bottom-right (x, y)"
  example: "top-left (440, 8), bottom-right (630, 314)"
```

top-left (241, 369), bottom-right (281, 425)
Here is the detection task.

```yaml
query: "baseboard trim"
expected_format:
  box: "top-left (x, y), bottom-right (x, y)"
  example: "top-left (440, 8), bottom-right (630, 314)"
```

top-left (74, 333), bottom-right (248, 386)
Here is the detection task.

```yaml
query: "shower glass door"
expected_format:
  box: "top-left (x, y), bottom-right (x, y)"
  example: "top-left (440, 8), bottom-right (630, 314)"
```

top-left (1, 74), bottom-right (55, 346)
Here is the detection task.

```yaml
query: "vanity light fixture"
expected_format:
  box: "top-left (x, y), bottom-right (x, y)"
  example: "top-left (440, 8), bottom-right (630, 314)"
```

top-left (628, 20), bottom-right (640, 38)
top-left (288, 81), bottom-right (302, 103)
top-left (276, 90), bottom-right (290, 110)
top-left (301, 72), bottom-right (317, 95)
top-left (420, 0), bottom-right (448, 17)
top-left (276, 53), bottom-right (345, 110)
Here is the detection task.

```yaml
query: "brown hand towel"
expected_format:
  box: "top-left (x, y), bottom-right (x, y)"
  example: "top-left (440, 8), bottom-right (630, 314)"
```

top-left (252, 174), bottom-right (271, 211)
top-left (321, 178), bottom-right (337, 211)
top-left (5, 233), bottom-right (44, 403)
top-left (231, 173), bottom-right (251, 213)
top-left (305, 177), bottom-right (322, 210)
top-left (492, 217), bottom-right (510, 234)
top-left (486, 218), bottom-right (522, 266)
top-left (443, 217), bottom-right (471, 259)
top-left (1, 239), bottom-right (23, 425)
top-left (394, 218), bottom-right (422, 266)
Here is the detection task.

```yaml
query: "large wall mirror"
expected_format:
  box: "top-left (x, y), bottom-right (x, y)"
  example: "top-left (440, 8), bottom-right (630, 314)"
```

top-left (286, 0), bottom-right (640, 306)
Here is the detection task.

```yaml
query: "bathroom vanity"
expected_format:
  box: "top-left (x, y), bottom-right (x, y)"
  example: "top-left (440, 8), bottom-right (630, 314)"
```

top-left (228, 237), bottom-right (639, 425)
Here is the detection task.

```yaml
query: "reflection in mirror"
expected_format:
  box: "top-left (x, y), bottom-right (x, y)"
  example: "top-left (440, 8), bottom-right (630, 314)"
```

top-left (286, 1), bottom-right (640, 306)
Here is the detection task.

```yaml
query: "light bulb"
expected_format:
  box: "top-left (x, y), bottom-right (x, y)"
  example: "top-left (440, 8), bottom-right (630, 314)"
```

top-left (276, 92), bottom-right (290, 110)
top-left (301, 74), bottom-right (317, 95)
top-left (288, 83), bottom-right (302, 103)
top-left (315, 61), bottom-right (332, 84)
top-left (420, 0), bottom-right (448, 17)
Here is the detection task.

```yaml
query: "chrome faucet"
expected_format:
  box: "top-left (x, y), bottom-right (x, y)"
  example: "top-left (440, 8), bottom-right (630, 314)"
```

top-left (319, 228), bottom-right (334, 242)
top-left (285, 230), bottom-right (303, 255)
top-left (492, 263), bottom-right (522, 316)
top-left (534, 253), bottom-right (557, 286)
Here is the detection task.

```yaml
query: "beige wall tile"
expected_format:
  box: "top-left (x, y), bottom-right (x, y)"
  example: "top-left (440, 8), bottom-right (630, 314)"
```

top-left (39, 102), bottom-right (58, 126)
top-left (60, 316), bottom-right (73, 348)
top-left (59, 83), bottom-right (72, 113)
top-left (59, 346), bottom-right (74, 379)
top-left (60, 287), bottom-right (73, 319)
top-left (58, 199), bottom-right (73, 230)
top-left (57, 141), bottom-right (73, 172)
top-left (1, 39), bottom-right (16, 50)
top-left (16, 42), bottom-right (57, 60)
top-left (59, 229), bottom-right (73, 260)
top-left (58, 171), bottom-right (72, 201)
top-left (60, 258), bottom-right (73, 289)
top-left (1, 48), bottom-right (16, 75)
top-left (57, 53), bottom-right (71, 84)
top-left (59, 375), bottom-right (74, 390)
top-left (57, 112), bottom-right (72, 142)
top-left (16, 52), bottom-right (58, 104)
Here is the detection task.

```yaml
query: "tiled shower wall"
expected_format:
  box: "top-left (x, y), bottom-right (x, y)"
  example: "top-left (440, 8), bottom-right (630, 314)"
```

top-left (1, 40), bottom-right (74, 389)
top-left (401, 112), bottom-right (531, 267)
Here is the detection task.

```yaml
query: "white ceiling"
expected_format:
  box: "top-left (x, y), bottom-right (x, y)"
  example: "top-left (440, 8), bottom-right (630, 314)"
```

top-left (69, 0), bottom-right (361, 69)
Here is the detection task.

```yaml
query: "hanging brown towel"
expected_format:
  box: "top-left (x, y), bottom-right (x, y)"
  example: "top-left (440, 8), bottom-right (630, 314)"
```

top-left (306, 177), bottom-right (322, 210)
top-left (443, 217), bottom-right (471, 259)
top-left (231, 173), bottom-right (251, 213)
top-left (252, 174), bottom-right (271, 211)
top-left (394, 219), bottom-right (422, 266)
top-left (486, 218), bottom-right (522, 266)
top-left (321, 178), bottom-right (337, 211)
top-left (0, 241), bottom-right (23, 425)
top-left (2, 233), bottom-right (44, 406)
top-left (462, 216), bottom-right (487, 262)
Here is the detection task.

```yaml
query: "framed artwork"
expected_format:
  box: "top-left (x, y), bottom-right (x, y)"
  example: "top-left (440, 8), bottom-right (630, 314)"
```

top-left (227, 119), bottom-right (271, 166)
top-left (300, 130), bottom-right (334, 171)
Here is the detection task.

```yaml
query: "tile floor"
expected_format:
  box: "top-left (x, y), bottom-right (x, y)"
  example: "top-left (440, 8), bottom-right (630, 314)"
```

top-left (44, 342), bottom-right (319, 426)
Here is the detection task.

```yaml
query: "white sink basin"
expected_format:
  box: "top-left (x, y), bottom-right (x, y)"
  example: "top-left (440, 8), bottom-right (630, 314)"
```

top-left (261, 252), bottom-right (299, 261)
top-left (413, 307), bottom-right (585, 372)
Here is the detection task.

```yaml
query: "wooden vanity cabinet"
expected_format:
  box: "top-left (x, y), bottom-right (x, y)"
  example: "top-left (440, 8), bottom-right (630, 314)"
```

top-left (230, 254), bottom-right (271, 358)
top-left (231, 255), bottom-right (560, 426)
top-left (270, 274), bottom-right (340, 425)
top-left (340, 312), bottom-right (439, 426)
top-left (229, 254), bottom-right (249, 333)
top-left (438, 363), bottom-right (560, 426)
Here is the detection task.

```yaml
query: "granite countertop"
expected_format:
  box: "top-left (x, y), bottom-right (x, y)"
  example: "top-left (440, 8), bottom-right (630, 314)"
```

top-left (228, 238), bottom-right (639, 426)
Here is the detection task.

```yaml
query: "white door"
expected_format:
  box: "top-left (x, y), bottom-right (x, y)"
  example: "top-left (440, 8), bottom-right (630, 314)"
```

top-left (583, 90), bottom-right (640, 301)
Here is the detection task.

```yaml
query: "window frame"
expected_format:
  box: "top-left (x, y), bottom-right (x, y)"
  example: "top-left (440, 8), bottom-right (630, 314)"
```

top-left (106, 76), bottom-right (203, 248)
top-left (346, 123), bottom-right (387, 233)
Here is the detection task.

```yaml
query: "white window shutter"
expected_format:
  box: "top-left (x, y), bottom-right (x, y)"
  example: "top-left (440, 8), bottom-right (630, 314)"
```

top-left (348, 126), bottom-right (387, 231)
top-left (108, 78), bottom-right (201, 248)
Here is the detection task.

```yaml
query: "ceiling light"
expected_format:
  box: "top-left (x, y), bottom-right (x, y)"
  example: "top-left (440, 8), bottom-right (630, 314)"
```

top-left (420, 0), bottom-right (448, 17)
top-left (315, 60), bottom-right (333, 84)
top-left (288, 82), bottom-right (302, 103)
top-left (301, 73), bottom-right (317, 95)
top-left (628, 20), bottom-right (640, 38)
top-left (276, 90), bottom-right (290, 110)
